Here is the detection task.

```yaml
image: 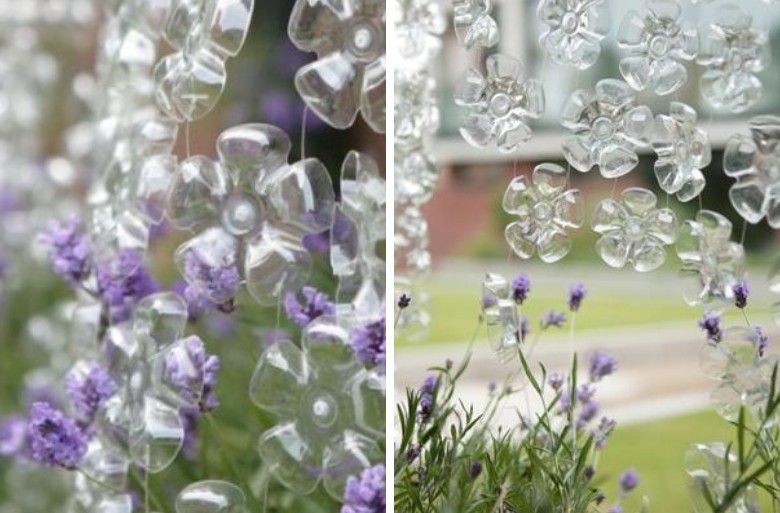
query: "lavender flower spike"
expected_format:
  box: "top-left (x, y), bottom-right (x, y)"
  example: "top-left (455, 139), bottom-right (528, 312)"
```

top-left (511, 274), bottom-right (531, 304)
top-left (589, 351), bottom-right (617, 382)
top-left (751, 326), bottom-right (768, 358)
top-left (283, 286), bottom-right (336, 327)
top-left (0, 415), bottom-right (28, 457)
top-left (181, 249), bottom-right (241, 313)
top-left (96, 249), bottom-right (160, 323)
top-left (28, 402), bottom-right (87, 469)
top-left (342, 464), bottom-right (386, 513)
top-left (65, 362), bottom-right (118, 422)
top-left (568, 283), bottom-right (587, 312)
top-left (541, 310), bottom-right (566, 329)
top-left (164, 335), bottom-right (220, 412)
top-left (352, 317), bottom-right (386, 371)
top-left (698, 310), bottom-right (723, 343)
top-left (619, 468), bottom-right (639, 493)
top-left (37, 216), bottom-right (90, 286)
top-left (733, 280), bottom-right (749, 309)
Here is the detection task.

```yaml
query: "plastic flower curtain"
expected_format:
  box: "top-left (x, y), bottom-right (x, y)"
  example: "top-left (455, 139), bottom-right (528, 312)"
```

top-left (0, 1), bottom-right (386, 512)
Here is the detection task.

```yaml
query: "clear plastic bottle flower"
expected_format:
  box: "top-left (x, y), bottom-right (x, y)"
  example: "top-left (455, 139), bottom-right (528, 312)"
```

top-left (697, 3), bottom-right (770, 113)
top-left (503, 163), bottom-right (583, 263)
top-left (395, 73), bottom-right (440, 154)
top-left (394, 0), bottom-right (446, 70)
top-left (395, 150), bottom-right (438, 206)
top-left (481, 273), bottom-right (522, 360)
top-left (452, 0), bottom-right (499, 49)
top-left (685, 442), bottom-right (759, 513)
top-left (454, 54), bottom-right (545, 153)
top-left (723, 116), bottom-right (780, 228)
top-left (167, 124), bottom-right (336, 306)
top-left (675, 210), bottom-right (746, 306)
top-left (154, 0), bottom-right (254, 121)
top-left (652, 102), bottom-right (711, 202)
top-left (288, 0), bottom-right (386, 132)
top-left (617, 0), bottom-right (698, 96)
top-left (175, 480), bottom-right (247, 513)
top-left (561, 79), bottom-right (654, 178)
top-left (592, 188), bottom-right (678, 272)
top-left (101, 292), bottom-right (192, 473)
top-left (538, 0), bottom-right (610, 70)
top-left (330, 152), bottom-right (385, 318)
top-left (249, 316), bottom-right (384, 499)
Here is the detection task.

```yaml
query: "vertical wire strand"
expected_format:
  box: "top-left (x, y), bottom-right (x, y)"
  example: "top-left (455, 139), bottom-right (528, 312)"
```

top-left (300, 105), bottom-right (309, 160)
top-left (185, 121), bottom-right (191, 160)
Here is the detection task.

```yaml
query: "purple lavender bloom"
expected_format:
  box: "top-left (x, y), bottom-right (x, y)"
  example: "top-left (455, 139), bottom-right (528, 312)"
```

top-left (420, 376), bottom-right (436, 395)
top-left (593, 416), bottom-right (617, 448)
top-left (0, 415), bottom-right (28, 457)
top-left (608, 505), bottom-right (623, 513)
top-left (28, 402), bottom-right (87, 469)
top-left (96, 249), bottom-right (160, 323)
top-left (568, 283), bottom-right (587, 312)
top-left (589, 352), bottom-right (617, 382)
top-left (733, 280), bottom-right (749, 309)
top-left (398, 294), bottom-right (411, 309)
top-left (520, 315), bottom-right (530, 341)
top-left (302, 230), bottom-right (330, 255)
top-left (164, 336), bottom-right (220, 412)
top-left (180, 407), bottom-right (200, 460)
top-left (698, 310), bottom-right (723, 343)
top-left (619, 468), bottom-right (639, 493)
top-left (261, 90), bottom-right (305, 134)
top-left (352, 317), bottom-right (386, 371)
top-left (0, 253), bottom-right (7, 278)
top-left (342, 464), bottom-right (385, 513)
top-left (0, 189), bottom-right (21, 213)
top-left (541, 310), bottom-right (566, 329)
top-left (419, 376), bottom-right (436, 420)
top-left (37, 216), bottom-right (90, 286)
top-left (65, 362), bottom-right (118, 422)
top-left (558, 390), bottom-right (571, 413)
top-left (577, 400), bottom-right (599, 428)
top-left (548, 372), bottom-right (565, 391)
top-left (481, 294), bottom-right (497, 309)
top-left (171, 280), bottom-right (203, 320)
top-left (577, 383), bottom-right (596, 403)
top-left (181, 250), bottom-right (240, 314)
top-left (511, 274), bottom-right (531, 304)
top-left (283, 286), bottom-right (335, 328)
top-left (751, 326), bottom-right (769, 358)
top-left (470, 461), bottom-right (483, 478)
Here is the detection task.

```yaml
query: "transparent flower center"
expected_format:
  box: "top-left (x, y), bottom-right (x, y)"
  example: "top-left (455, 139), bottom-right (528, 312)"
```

top-left (649, 35), bottom-right (670, 59)
top-left (675, 140), bottom-right (691, 162)
top-left (625, 217), bottom-right (644, 241)
top-left (759, 156), bottom-right (780, 183)
top-left (347, 19), bottom-right (382, 61)
top-left (534, 202), bottom-right (554, 225)
top-left (308, 393), bottom-right (337, 429)
top-left (727, 48), bottom-right (744, 72)
top-left (489, 92), bottom-right (512, 116)
top-left (221, 194), bottom-right (261, 237)
top-left (561, 12), bottom-right (579, 34)
top-left (593, 117), bottom-right (615, 141)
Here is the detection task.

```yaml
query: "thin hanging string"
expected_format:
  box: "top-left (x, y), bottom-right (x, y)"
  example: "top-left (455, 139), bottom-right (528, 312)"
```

top-left (740, 219), bottom-right (748, 246)
top-left (566, 71), bottom-right (582, 185)
top-left (275, 296), bottom-right (282, 333)
top-left (665, 192), bottom-right (670, 209)
top-left (610, 178), bottom-right (619, 199)
top-left (185, 121), bottom-right (191, 160)
top-left (144, 470), bottom-right (150, 513)
top-left (300, 105), bottom-right (309, 160)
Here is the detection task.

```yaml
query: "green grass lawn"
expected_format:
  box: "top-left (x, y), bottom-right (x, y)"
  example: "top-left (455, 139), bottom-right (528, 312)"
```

top-left (598, 410), bottom-right (763, 513)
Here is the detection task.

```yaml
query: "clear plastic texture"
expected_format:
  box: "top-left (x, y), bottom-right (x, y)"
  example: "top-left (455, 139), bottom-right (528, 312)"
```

top-left (685, 443), bottom-right (759, 513)
top-left (617, 0), bottom-right (697, 95)
top-left (452, 0), bottom-right (499, 49)
top-left (652, 102), bottom-right (711, 202)
top-left (723, 116), bottom-right (780, 227)
top-left (101, 292), bottom-right (192, 473)
top-left (330, 152), bottom-right (386, 319)
top-left (697, 3), bottom-right (769, 113)
top-left (481, 273), bottom-right (522, 361)
top-left (70, 438), bottom-right (133, 513)
top-left (561, 79), bottom-right (653, 178)
top-left (675, 210), bottom-right (746, 306)
top-left (248, 316), bottom-right (384, 499)
top-left (394, 0), bottom-right (446, 71)
top-left (395, 73), bottom-right (440, 154)
top-left (175, 480), bottom-right (247, 513)
top-left (503, 163), bottom-right (584, 263)
top-left (288, 0), bottom-right (386, 132)
top-left (538, 0), bottom-right (610, 70)
top-left (155, 0), bottom-right (254, 121)
top-left (454, 54), bottom-right (545, 153)
top-left (394, 150), bottom-right (439, 206)
top-left (394, 203), bottom-right (432, 276)
top-left (591, 188), bottom-right (678, 272)
top-left (167, 124), bottom-right (336, 305)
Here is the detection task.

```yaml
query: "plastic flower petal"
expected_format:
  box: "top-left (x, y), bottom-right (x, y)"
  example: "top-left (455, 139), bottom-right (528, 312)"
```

top-left (167, 124), bottom-right (336, 306)
top-left (561, 79), bottom-right (653, 178)
top-left (723, 116), bottom-right (780, 228)
top-left (452, 0), bottom-right (499, 49)
top-left (617, 0), bottom-right (698, 95)
top-left (675, 210), bottom-right (746, 306)
top-left (503, 163), bottom-right (584, 263)
top-left (652, 102), bottom-right (711, 202)
top-left (538, 0), bottom-right (610, 70)
top-left (697, 3), bottom-right (769, 113)
top-left (592, 188), bottom-right (678, 272)
top-left (176, 480), bottom-right (247, 513)
top-left (685, 442), bottom-right (759, 513)
top-left (454, 54), bottom-right (544, 153)
top-left (481, 273), bottom-right (522, 360)
top-left (288, 0), bottom-right (386, 132)
top-left (249, 316), bottom-right (384, 499)
top-left (154, 0), bottom-right (254, 121)
top-left (394, 0), bottom-right (446, 70)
